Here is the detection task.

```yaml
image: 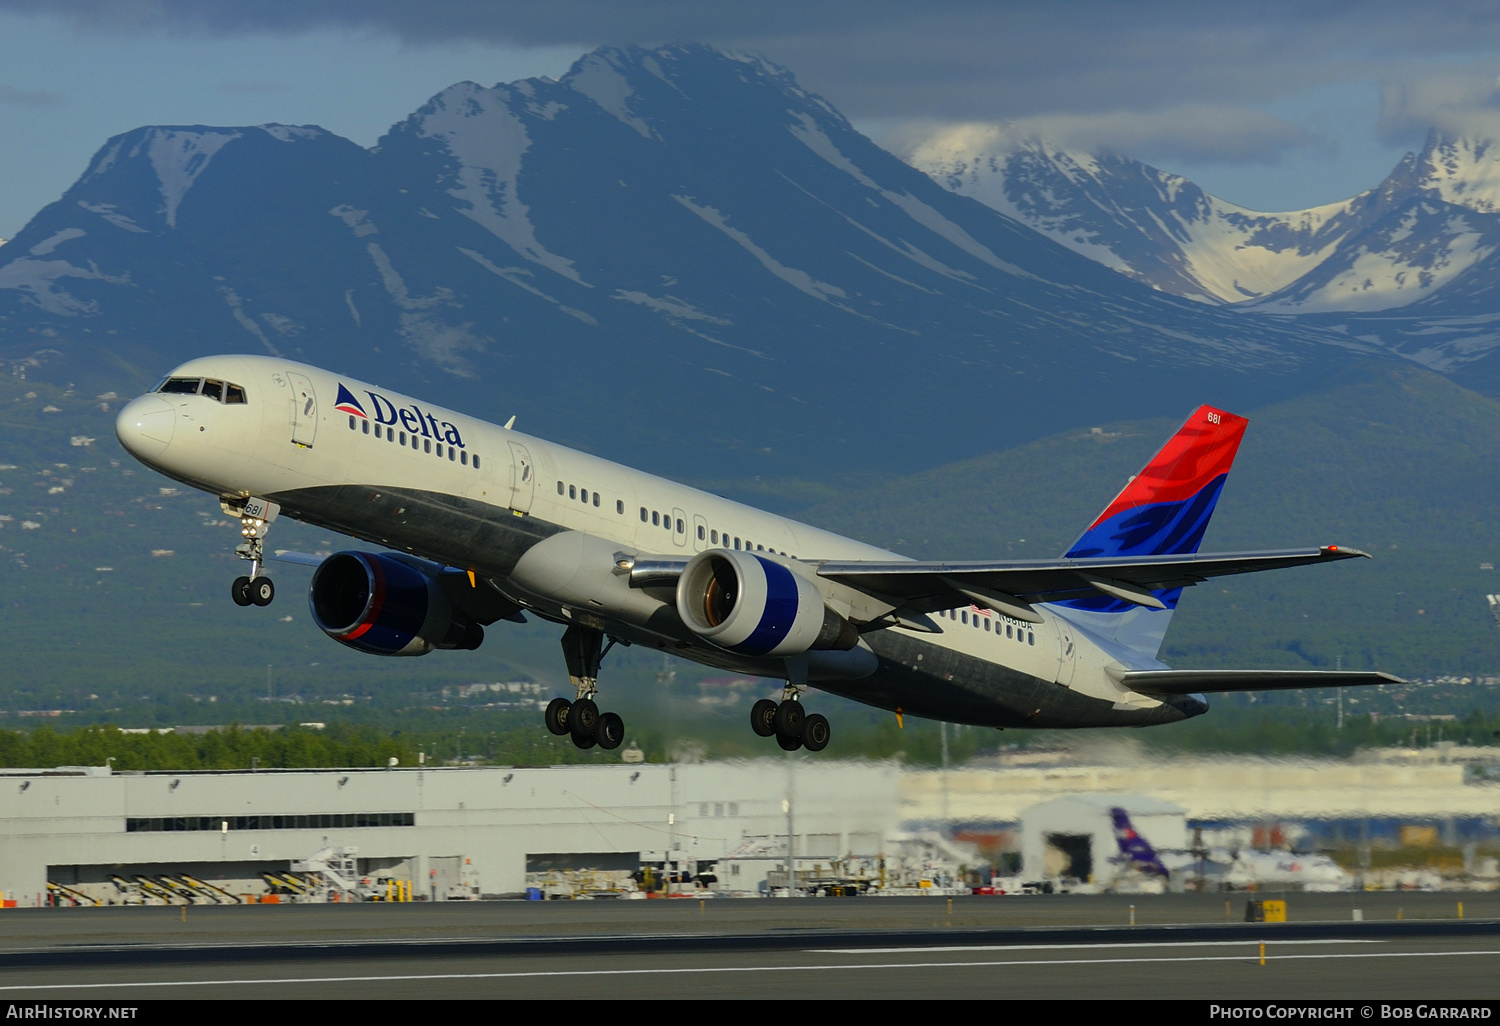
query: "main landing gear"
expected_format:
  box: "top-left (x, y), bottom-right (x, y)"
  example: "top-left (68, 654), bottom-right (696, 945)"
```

top-left (751, 685), bottom-right (830, 752)
top-left (229, 504), bottom-right (275, 607)
top-left (545, 624), bottom-right (627, 751)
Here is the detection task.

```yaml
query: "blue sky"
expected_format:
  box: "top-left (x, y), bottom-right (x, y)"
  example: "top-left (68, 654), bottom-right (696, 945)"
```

top-left (1, 2), bottom-right (1497, 237)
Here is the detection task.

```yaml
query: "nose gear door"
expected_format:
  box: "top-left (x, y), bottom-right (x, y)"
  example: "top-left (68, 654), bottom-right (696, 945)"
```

top-left (508, 441), bottom-right (535, 513)
top-left (288, 372), bottom-right (318, 448)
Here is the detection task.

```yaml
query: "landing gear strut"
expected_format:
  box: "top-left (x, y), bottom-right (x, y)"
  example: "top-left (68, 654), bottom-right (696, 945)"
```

top-left (226, 499), bottom-right (277, 607)
top-left (750, 684), bottom-right (830, 752)
top-left (546, 624), bottom-right (627, 750)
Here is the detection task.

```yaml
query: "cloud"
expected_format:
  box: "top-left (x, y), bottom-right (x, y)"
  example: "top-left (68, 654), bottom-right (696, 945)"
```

top-left (890, 108), bottom-right (1326, 169)
top-left (9, 1), bottom-right (1500, 146)
top-left (1379, 60), bottom-right (1500, 145)
top-left (0, 83), bottom-right (62, 107)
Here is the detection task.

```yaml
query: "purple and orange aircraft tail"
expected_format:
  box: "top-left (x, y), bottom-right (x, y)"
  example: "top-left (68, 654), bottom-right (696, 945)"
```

top-left (1052, 405), bottom-right (1249, 656)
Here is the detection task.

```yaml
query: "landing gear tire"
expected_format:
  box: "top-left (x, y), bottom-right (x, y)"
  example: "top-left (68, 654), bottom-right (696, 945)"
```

top-left (596, 712), bottom-right (625, 750)
top-left (231, 577), bottom-right (253, 607)
top-left (802, 713), bottom-right (831, 753)
top-left (776, 730), bottom-right (803, 752)
top-left (774, 699), bottom-right (804, 739)
top-left (249, 577), bottom-right (275, 606)
top-left (751, 699), bottom-right (778, 738)
top-left (545, 698), bottom-right (572, 736)
top-left (570, 698), bottom-right (599, 749)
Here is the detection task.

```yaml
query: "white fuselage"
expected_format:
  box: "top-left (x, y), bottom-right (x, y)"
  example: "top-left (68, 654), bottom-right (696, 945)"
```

top-left (115, 355), bottom-right (1193, 729)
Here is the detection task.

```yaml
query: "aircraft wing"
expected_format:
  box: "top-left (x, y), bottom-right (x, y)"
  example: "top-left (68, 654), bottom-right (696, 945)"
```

top-left (1117, 669), bottom-right (1403, 694)
top-left (815, 546), bottom-right (1367, 622)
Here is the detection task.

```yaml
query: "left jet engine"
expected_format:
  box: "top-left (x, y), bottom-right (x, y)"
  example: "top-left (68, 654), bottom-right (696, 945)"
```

top-left (676, 549), bottom-right (858, 658)
top-left (309, 551), bottom-right (485, 656)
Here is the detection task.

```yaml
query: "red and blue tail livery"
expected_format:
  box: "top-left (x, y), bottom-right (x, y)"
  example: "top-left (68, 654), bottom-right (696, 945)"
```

top-left (1067, 405), bottom-right (1247, 560)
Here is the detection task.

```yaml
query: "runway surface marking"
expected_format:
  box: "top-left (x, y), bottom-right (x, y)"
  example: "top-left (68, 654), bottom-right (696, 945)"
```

top-left (813, 940), bottom-right (1387, 954)
top-left (4, 947), bottom-right (1498, 992)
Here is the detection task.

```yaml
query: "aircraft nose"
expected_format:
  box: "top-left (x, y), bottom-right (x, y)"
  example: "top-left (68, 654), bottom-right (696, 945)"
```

top-left (115, 394), bottom-right (176, 462)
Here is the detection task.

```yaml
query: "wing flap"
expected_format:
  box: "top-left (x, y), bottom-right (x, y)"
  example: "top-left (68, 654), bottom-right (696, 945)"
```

top-left (1119, 669), bottom-right (1403, 695)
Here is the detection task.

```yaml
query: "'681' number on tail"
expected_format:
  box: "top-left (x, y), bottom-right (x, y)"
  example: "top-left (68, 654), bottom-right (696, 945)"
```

top-left (1206, 411), bottom-right (1222, 425)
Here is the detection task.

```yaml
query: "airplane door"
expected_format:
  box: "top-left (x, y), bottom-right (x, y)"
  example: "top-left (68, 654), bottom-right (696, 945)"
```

top-left (288, 373), bottom-right (318, 447)
top-left (692, 514), bottom-right (708, 552)
top-left (1054, 622), bottom-right (1077, 688)
top-left (507, 441), bottom-right (535, 513)
top-left (672, 507), bottom-right (687, 548)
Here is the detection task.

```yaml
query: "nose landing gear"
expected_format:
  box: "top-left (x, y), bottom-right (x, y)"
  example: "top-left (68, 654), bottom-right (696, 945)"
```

top-left (750, 686), bottom-right (830, 752)
top-left (225, 498), bottom-right (279, 607)
top-left (545, 625), bottom-right (628, 750)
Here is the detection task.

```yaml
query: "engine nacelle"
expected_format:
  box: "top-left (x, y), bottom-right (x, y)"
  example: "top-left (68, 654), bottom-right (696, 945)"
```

top-left (676, 549), bottom-right (858, 658)
top-left (309, 551), bottom-right (484, 656)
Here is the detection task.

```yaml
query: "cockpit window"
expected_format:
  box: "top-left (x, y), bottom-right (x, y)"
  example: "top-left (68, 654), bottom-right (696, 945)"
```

top-left (157, 376), bottom-right (248, 404)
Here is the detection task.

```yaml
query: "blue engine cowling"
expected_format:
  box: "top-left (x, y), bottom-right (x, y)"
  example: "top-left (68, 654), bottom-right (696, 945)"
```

top-left (309, 551), bottom-right (483, 656)
top-left (675, 549), bottom-right (857, 658)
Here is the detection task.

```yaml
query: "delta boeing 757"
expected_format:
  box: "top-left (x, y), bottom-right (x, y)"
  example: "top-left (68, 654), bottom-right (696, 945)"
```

top-left (114, 356), bottom-right (1397, 752)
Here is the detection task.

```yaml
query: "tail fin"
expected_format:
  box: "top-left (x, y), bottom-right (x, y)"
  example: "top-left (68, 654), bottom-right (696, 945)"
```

top-left (1110, 807), bottom-right (1169, 878)
top-left (1051, 405), bottom-right (1248, 657)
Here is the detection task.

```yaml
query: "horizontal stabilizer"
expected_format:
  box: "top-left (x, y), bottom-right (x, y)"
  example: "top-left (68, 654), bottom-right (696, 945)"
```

top-left (1118, 670), bottom-right (1403, 695)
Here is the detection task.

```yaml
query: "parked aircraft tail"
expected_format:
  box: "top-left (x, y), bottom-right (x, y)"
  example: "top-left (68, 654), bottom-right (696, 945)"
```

top-left (1110, 807), bottom-right (1170, 878)
top-left (1051, 405), bottom-right (1247, 656)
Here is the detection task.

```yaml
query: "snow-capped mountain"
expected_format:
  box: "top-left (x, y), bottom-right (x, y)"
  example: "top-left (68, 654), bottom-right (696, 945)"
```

top-left (913, 130), bottom-right (1500, 318)
top-left (0, 46), bottom-right (1397, 484)
top-left (915, 139), bottom-right (1372, 305)
top-left (1249, 136), bottom-right (1500, 314)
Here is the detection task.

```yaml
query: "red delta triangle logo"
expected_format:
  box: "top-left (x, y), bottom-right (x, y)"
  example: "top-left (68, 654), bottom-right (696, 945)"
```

top-left (334, 383), bottom-right (368, 418)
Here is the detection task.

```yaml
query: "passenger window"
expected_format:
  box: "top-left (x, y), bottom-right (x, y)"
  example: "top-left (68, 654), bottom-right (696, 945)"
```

top-left (734, 537), bottom-right (740, 549)
top-left (348, 416), bottom-right (356, 430)
top-left (711, 530), bottom-right (718, 544)
top-left (569, 485), bottom-right (577, 500)
top-left (473, 455), bottom-right (480, 469)
top-left (424, 439), bottom-right (432, 454)
top-left (640, 507), bottom-right (648, 522)
top-left (984, 619), bottom-right (991, 632)
top-left (580, 488), bottom-right (587, 503)
top-left (225, 384), bottom-right (247, 404)
top-left (558, 482), bottom-right (565, 495)
top-left (202, 379), bottom-right (223, 401)
top-left (593, 493), bottom-right (600, 507)
top-left (362, 420), bottom-right (370, 435)
top-left (450, 448), bottom-right (456, 462)
top-left (961, 611), bottom-right (968, 625)
top-left (1028, 632), bottom-right (1034, 645)
top-left (652, 511), bottom-right (660, 526)
top-left (436, 443), bottom-right (443, 457)
top-left (399, 432), bottom-right (407, 445)
top-left (460, 450), bottom-right (467, 464)
top-left (617, 500), bottom-right (624, 514)
top-left (677, 519), bottom-right (684, 533)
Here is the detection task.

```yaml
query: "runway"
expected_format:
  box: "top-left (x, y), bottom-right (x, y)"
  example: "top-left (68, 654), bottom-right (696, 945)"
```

top-left (1, 893), bottom-right (1496, 1000)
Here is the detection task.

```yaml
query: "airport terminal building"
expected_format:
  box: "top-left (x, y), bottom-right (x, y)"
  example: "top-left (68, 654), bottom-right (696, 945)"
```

top-left (0, 761), bottom-right (901, 904)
